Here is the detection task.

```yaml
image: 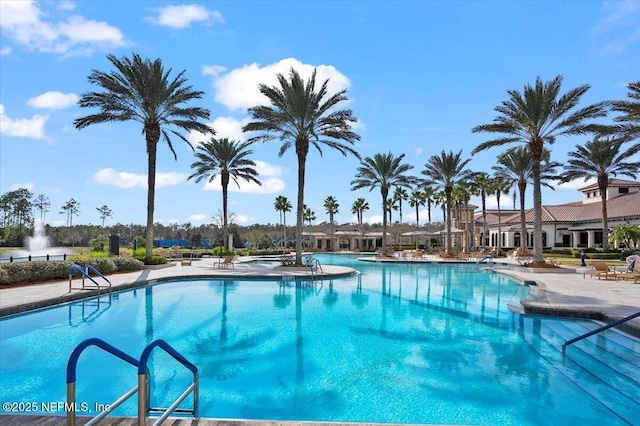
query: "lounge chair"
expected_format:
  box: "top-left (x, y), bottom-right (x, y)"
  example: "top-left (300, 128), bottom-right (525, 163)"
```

top-left (616, 260), bottom-right (640, 283)
top-left (582, 260), bottom-right (619, 280)
top-left (214, 255), bottom-right (235, 269)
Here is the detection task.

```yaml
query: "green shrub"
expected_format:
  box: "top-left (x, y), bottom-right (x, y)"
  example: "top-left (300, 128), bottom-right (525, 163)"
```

top-left (111, 257), bottom-right (144, 272)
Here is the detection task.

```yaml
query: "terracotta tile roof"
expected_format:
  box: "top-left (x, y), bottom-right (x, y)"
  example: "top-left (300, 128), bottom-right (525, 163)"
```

top-left (503, 192), bottom-right (640, 224)
top-left (579, 178), bottom-right (640, 191)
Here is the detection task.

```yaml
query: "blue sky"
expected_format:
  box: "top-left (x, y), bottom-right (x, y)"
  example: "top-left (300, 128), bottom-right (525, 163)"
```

top-left (1, 0), bottom-right (639, 228)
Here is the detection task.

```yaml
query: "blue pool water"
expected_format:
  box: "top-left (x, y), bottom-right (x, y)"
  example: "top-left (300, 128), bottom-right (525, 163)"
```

top-left (1, 254), bottom-right (639, 425)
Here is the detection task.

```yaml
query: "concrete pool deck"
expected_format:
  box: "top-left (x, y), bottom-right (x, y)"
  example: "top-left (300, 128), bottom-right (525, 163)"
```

top-left (1, 254), bottom-right (639, 425)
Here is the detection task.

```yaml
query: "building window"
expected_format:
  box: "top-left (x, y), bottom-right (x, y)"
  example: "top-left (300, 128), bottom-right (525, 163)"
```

top-left (619, 187), bottom-right (629, 194)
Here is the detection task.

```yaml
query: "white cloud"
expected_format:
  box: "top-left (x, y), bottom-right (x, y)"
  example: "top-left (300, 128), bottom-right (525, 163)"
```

top-left (254, 160), bottom-right (285, 177)
top-left (592, 0), bottom-right (640, 55)
top-left (415, 147), bottom-right (423, 156)
top-left (57, 1), bottom-right (75, 11)
top-left (554, 177), bottom-right (597, 191)
top-left (209, 57), bottom-right (352, 111)
top-left (203, 176), bottom-right (285, 194)
top-left (27, 91), bottom-right (78, 109)
top-left (187, 116), bottom-right (249, 146)
top-left (202, 65), bottom-right (226, 76)
top-left (0, 104), bottom-right (48, 139)
top-left (91, 168), bottom-right (188, 188)
top-left (147, 4), bottom-right (224, 28)
top-left (188, 214), bottom-right (206, 222)
top-left (0, 46), bottom-right (11, 55)
top-left (0, 0), bottom-right (126, 55)
top-left (10, 182), bottom-right (34, 191)
top-left (367, 215), bottom-right (384, 225)
top-left (234, 214), bottom-right (253, 224)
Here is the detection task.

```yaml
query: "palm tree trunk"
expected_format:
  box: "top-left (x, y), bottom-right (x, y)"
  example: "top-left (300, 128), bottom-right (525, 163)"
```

top-left (283, 211), bottom-right (287, 250)
top-left (445, 187), bottom-right (452, 254)
top-left (295, 150), bottom-right (307, 265)
top-left (145, 137), bottom-right (158, 263)
top-left (532, 153), bottom-right (544, 263)
top-left (518, 182), bottom-right (527, 251)
top-left (381, 189), bottom-right (388, 254)
top-left (496, 190), bottom-right (502, 255)
top-left (481, 190), bottom-right (487, 250)
top-left (222, 173), bottom-right (229, 252)
top-left (599, 179), bottom-right (609, 251)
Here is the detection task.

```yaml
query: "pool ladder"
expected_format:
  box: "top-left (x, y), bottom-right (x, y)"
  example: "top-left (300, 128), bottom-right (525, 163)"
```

top-left (304, 255), bottom-right (324, 279)
top-left (68, 265), bottom-right (112, 296)
top-left (66, 338), bottom-right (198, 426)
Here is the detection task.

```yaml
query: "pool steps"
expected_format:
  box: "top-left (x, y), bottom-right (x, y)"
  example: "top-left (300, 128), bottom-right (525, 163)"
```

top-left (518, 316), bottom-right (640, 424)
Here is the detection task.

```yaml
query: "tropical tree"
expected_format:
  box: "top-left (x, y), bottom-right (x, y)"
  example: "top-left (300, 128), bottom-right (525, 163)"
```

top-left (393, 187), bottom-right (409, 225)
top-left (422, 150), bottom-right (473, 254)
top-left (472, 75), bottom-right (607, 263)
top-left (472, 172), bottom-right (495, 249)
top-left (609, 223), bottom-right (640, 249)
top-left (492, 175), bottom-right (512, 255)
top-left (610, 80), bottom-right (640, 146)
top-left (33, 194), bottom-right (50, 224)
top-left (96, 205), bottom-right (113, 227)
top-left (243, 68), bottom-right (360, 265)
top-left (385, 198), bottom-right (397, 224)
top-left (75, 53), bottom-right (212, 262)
top-left (453, 181), bottom-right (474, 253)
top-left (188, 137), bottom-right (261, 251)
top-left (408, 190), bottom-right (425, 226)
top-left (351, 152), bottom-right (416, 255)
top-left (274, 195), bottom-right (292, 248)
top-left (559, 136), bottom-right (640, 251)
top-left (303, 204), bottom-right (316, 248)
top-left (323, 195), bottom-right (340, 251)
top-left (422, 186), bottom-right (435, 224)
top-left (351, 197), bottom-right (369, 250)
top-left (492, 147), bottom-right (560, 251)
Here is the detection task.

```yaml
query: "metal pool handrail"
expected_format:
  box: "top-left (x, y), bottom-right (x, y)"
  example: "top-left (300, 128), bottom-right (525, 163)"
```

top-left (561, 311), bottom-right (640, 365)
top-left (68, 266), bottom-right (111, 296)
top-left (138, 339), bottom-right (199, 425)
top-left (66, 338), bottom-right (140, 426)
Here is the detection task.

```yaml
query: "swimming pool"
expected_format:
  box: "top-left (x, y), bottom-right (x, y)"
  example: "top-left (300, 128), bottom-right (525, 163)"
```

top-left (1, 254), bottom-right (638, 425)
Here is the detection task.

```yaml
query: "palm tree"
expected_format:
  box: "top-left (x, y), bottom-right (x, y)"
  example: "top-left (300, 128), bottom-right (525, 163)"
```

top-left (492, 175), bottom-right (512, 255)
top-left (611, 80), bottom-right (640, 147)
top-left (274, 195), bottom-right (292, 248)
top-left (189, 137), bottom-right (261, 251)
top-left (560, 137), bottom-right (640, 251)
top-left (385, 198), bottom-right (397, 224)
top-left (453, 181), bottom-right (474, 253)
top-left (472, 75), bottom-right (607, 263)
top-left (303, 205), bottom-right (316, 248)
top-left (422, 150), bottom-right (473, 254)
top-left (408, 190), bottom-right (425, 226)
top-left (351, 197), bottom-right (370, 250)
top-left (323, 195), bottom-right (340, 251)
top-left (393, 187), bottom-right (409, 225)
top-left (472, 172), bottom-right (495, 249)
top-left (75, 53), bottom-right (212, 262)
top-left (351, 152), bottom-right (416, 255)
top-left (422, 186), bottom-right (435, 224)
top-left (243, 68), bottom-right (360, 265)
top-left (492, 147), bottom-right (560, 251)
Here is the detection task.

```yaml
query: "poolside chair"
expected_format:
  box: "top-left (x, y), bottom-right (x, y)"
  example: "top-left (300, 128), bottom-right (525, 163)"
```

top-left (214, 255), bottom-right (235, 269)
top-left (582, 260), bottom-right (619, 280)
top-left (616, 260), bottom-right (640, 283)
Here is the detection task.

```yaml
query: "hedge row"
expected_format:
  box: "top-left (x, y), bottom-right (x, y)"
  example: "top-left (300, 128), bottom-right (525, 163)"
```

top-left (0, 257), bottom-right (144, 286)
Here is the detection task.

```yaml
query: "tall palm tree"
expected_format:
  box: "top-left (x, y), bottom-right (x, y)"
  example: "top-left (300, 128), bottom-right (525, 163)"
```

top-left (351, 197), bottom-right (369, 250)
top-left (422, 186), bottom-right (435, 224)
top-left (303, 205), bottom-right (316, 248)
top-left (323, 195), bottom-right (340, 251)
top-left (189, 138), bottom-right (261, 251)
top-left (453, 181), bottom-right (474, 253)
top-left (492, 147), bottom-right (560, 251)
top-left (492, 175), bottom-right (512, 255)
top-left (351, 152), bottom-right (416, 255)
top-left (560, 137), bottom-right (640, 251)
top-left (74, 53), bottom-right (212, 262)
top-left (422, 150), bottom-right (473, 254)
top-left (472, 75), bottom-right (607, 263)
top-left (385, 198), bottom-right (397, 224)
top-left (408, 190), bottom-right (425, 226)
top-left (274, 195), bottom-right (292, 248)
top-left (393, 187), bottom-right (409, 225)
top-left (472, 172), bottom-right (495, 249)
top-left (611, 80), bottom-right (640, 147)
top-left (243, 68), bottom-right (360, 265)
